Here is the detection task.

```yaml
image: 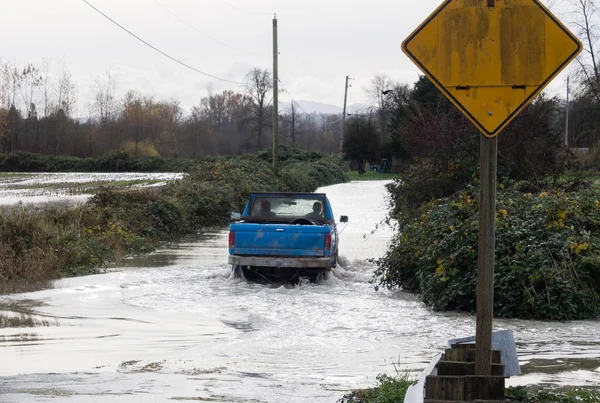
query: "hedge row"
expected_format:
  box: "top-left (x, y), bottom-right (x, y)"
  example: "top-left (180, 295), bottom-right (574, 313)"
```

top-left (375, 179), bottom-right (600, 320)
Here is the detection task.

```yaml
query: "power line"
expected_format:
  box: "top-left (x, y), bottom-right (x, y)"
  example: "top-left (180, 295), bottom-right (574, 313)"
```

top-left (278, 78), bottom-right (310, 115)
top-left (81, 0), bottom-right (244, 85)
top-left (154, 0), bottom-right (269, 57)
top-left (327, 115), bottom-right (344, 125)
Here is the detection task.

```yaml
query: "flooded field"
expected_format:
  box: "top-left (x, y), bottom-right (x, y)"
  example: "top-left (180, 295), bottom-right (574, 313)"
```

top-left (0, 180), bottom-right (598, 402)
top-left (0, 172), bottom-right (184, 206)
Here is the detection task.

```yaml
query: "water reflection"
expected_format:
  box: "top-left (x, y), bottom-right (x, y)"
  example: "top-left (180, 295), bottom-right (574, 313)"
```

top-left (0, 300), bottom-right (57, 328)
top-left (1, 280), bottom-right (58, 295)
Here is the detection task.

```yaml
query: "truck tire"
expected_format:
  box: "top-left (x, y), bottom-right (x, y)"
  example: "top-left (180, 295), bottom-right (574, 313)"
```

top-left (232, 265), bottom-right (242, 279)
top-left (241, 266), bottom-right (264, 283)
top-left (307, 271), bottom-right (329, 283)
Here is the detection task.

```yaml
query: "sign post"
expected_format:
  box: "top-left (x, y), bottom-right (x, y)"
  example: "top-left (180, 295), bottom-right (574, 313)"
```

top-left (476, 135), bottom-right (497, 375)
top-left (402, 0), bottom-right (582, 376)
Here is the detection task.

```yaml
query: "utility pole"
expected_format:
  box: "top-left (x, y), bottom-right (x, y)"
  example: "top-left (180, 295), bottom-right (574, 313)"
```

top-left (272, 14), bottom-right (279, 173)
top-left (339, 75), bottom-right (350, 156)
top-left (565, 76), bottom-right (570, 149)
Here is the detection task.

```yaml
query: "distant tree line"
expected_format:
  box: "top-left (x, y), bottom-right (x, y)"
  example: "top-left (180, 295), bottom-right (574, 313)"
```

top-left (0, 61), bottom-right (344, 158)
top-left (343, 67), bottom-right (600, 176)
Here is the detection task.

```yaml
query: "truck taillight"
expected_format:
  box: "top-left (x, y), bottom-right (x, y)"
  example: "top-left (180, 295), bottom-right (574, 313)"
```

top-left (229, 230), bottom-right (235, 248)
top-left (325, 233), bottom-right (331, 250)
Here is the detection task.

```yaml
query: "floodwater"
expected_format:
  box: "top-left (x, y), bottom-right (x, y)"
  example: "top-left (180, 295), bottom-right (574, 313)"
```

top-left (0, 172), bottom-right (184, 206)
top-left (0, 180), bottom-right (599, 403)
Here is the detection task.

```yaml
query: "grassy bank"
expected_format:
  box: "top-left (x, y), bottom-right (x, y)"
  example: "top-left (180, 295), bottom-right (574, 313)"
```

top-left (339, 381), bottom-right (600, 403)
top-left (338, 372), bottom-right (414, 403)
top-left (506, 386), bottom-right (600, 402)
top-left (0, 151), bottom-right (346, 283)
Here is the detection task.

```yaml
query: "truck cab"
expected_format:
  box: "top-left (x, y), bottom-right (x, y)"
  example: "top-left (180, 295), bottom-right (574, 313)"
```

top-left (228, 192), bottom-right (347, 283)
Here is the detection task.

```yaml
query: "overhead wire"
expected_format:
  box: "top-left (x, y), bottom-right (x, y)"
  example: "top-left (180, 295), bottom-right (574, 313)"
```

top-left (153, 0), bottom-right (270, 57)
top-left (278, 47), bottom-right (343, 119)
top-left (81, 0), bottom-right (244, 85)
top-left (83, 0), bottom-right (339, 114)
top-left (278, 78), bottom-right (310, 115)
top-left (279, 76), bottom-right (346, 123)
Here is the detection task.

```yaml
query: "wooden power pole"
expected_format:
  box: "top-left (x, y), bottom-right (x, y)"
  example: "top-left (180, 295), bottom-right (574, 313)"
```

top-left (565, 76), bottom-right (570, 148)
top-left (272, 14), bottom-right (279, 173)
top-left (339, 75), bottom-right (350, 156)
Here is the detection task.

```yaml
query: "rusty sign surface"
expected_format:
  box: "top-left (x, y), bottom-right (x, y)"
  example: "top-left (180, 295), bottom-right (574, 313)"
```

top-left (402, 0), bottom-right (582, 137)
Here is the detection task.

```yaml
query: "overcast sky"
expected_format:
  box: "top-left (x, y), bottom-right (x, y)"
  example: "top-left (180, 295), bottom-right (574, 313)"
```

top-left (1, 0), bottom-right (576, 116)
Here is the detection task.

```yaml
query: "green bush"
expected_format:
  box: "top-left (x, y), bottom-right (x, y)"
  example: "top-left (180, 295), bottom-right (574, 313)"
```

top-left (386, 156), bottom-right (478, 215)
top-left (339, 372), bottom-right (415, 403)
top-left (0, 151), bottom-right (199, 173)
top-left (257, 145), bottom-right (330, 163)
top-left (375, 181), bottom-right (600, 320)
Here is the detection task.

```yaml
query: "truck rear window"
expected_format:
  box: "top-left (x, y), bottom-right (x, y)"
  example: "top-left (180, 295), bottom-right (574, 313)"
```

top-left (250, 196), bottom-right (326, 220)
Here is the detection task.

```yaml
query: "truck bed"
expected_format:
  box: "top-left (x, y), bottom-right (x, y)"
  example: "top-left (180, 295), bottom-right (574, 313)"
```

top-left (231, 222), bottom-right (330, 257)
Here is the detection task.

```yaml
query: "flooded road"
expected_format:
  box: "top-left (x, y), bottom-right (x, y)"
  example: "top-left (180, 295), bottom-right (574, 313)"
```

top-left (1, 181), bottom-right (599, 402)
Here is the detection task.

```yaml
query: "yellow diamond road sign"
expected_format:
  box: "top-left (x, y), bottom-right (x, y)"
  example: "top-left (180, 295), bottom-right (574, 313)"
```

top-left (402, 0), bottom-right (582, 137)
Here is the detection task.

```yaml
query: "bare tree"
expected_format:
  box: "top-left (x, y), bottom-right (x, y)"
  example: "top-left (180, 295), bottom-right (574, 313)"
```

top-left (19, 64), bottom-right (42, 118)
top-left (245, 67), bottom-right (272, 150)
top-left (281, 100), bottom-right (298, 146)
top-left (10, 66), bottom-right (19, 109)
top-left (0, 60), bottom-right (12, 109)
top-left (18, 64), bottom-right (42, 148)
top-left (55, 61), bottom-right (76, 117)
top-left (364, 73), bottom-right (393, 134)
top-left (570, 0), bottom-right (600, 101)
top-left (93, 72), bottom-right (118, 152)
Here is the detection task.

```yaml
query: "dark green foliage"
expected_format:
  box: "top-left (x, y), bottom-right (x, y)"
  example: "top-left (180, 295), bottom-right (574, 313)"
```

top-left (0, 151), bottom-right (199, 173)
top-left (506, 386), bottom-right (600, 403)
top-left (0, 151), bottom-right (346, 282)
top-left (343, 115), bottom-right (381, 173)
top-left (380, 76), bottom-right (593, 320)
top-left (375, 180), bottom-right (600, 320)
top-left (386, 156), bottom-right (479, 216)
top-left (280, 160), bottom-right (347, 193)
top-left (257, 145), bottom-right (329, 163)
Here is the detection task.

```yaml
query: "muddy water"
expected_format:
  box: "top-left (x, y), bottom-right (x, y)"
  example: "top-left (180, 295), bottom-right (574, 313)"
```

top-left (0, 181), bottom-right (599, 402)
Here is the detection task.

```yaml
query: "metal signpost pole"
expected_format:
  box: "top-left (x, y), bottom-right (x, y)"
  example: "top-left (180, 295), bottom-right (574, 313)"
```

top-left (475, 135), bottom-right (497, 375)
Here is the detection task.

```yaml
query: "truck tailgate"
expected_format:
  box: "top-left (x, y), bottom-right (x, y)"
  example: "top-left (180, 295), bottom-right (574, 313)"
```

top-left (233, 223), bottom-right (328, 257)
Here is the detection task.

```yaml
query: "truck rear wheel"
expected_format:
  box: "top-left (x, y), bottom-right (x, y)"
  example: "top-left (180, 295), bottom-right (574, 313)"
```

top-left (232, 265), bottom-right (242, 279)
top-left (305, 271), bottom-right (329, 283)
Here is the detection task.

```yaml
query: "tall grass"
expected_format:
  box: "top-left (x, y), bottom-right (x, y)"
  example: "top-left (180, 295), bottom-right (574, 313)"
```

top-left (339, 372), bottom-right (415, 403)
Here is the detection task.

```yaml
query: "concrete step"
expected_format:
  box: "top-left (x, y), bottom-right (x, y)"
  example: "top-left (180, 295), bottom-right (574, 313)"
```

top-left (437, 360), bottom-right (504, 376)
top-left (444, 348), bottom-right (501, 364)
top-left (425, 375), bottom-right (505, 401)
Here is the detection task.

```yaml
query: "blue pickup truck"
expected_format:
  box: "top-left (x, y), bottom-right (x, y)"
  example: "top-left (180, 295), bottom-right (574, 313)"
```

top-left (228, 192), bottom-right (348, 283)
